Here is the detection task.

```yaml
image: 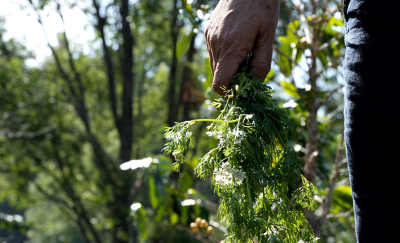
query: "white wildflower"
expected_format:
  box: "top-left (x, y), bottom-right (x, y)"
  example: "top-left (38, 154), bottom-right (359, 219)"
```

top-left (172, 150), bottom-right (181, 161)
top-left (231, 128), bottom-right (245, 144)
top-left (264, 226), bottom-right (279, 236)
top-left (217, 133), bottom-right (227, 145)
top-left (231, 166), bottom-right (246, 183)
top-left (244, 114), bottom-right (253, 120)
top-left (206, 131), bottom-right (218, 137)
top-left (297, 238), bottom-right (320, 243)
top-left (214, 172), bottom-right (232, 186)
top-left (206, 131), bottom-right (227, 145)
top-left (214, 163), bottom-right (246, 186)
top-left (173, 134), bottom-right (182, 143)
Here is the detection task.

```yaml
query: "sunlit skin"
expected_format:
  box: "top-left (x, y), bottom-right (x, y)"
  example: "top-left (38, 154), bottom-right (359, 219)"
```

top-left (205, 0), bottom-right (280, 96)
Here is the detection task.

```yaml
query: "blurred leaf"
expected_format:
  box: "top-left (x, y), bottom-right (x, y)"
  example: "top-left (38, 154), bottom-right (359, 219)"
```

top-left (170, 212), bottom-right (179, 225)
top-left (178, 171), bottom-right (193, 193)
top-left (280, 81), bottom-right (299, 98)
top-left (149, 175), bottom-right (159, 209)
top-left (325, 16), bottom-right (344, 35)
top-left (264, 69), bottom-right (275, 83)
top-left (155, 155), bottom-right (174, 174)
top-left (277, 36), bottom-right (293, 75)
top-left (287, 20), bottom-right (300, 43)
top-left (180, 204), bottom-right (188, 224)
top-left (317, 50), bottom-right (329, 67)
top-left (332, 185), bottom-right (353, 210)
top-left (182, 0), bottom-right (193, 13)
top-left (204, 57), bottom-right (213, 91)
top-left (176, 33), bottom-right (192, 61)
top-left (155, 204), bottom-right (166, 221)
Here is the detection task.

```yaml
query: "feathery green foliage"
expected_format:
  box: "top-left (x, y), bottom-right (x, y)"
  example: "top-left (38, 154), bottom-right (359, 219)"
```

top-left (163, 59), bottom-right (319, 242)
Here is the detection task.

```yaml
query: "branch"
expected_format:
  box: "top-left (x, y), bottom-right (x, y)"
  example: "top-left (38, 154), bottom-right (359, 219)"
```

top-left (34, 182), bottom-right (94, 243)
top-left (281, 1), bottom-right (297, 26)
top-left (315, 165), bottom-right (329, 185)
top-left (326, 103), bottom-right (344, 119)
top-left (75, 217), bottom-right (92, 243)
top-left (319, 134), bottom-right (345, 224)
top-left (31, 6), bottom-right (79, 101)
top-left (326, 208), bottom-right (353, 219)
top-left (33, 181), bottom-right (70, 208)
top-left (128, 170), bottom-right (144, 202)
top-left (56, 3), bottom-right (85, 101)
top-left (53, 148), bottom-right (103, 243)
top-left (92, 0), bottom-right (121, 132)
top-left (119, 0), bottom-right (135, 161)
top-left (28, 0), bottom-right (118, 179)
top-left (4, 124), bottom-right (57, 139)
top-left (273, 45), bottom-right (308, 74)
top-left (278, 18), bottom-right (295, 36)
top-left (317, 85), bottom-right (343, 109)
top-left (272, 51), bottom-right (305, 100)
top-left (318, 33), bottom-right (345, 51)
top-left (167, 0), bottom-right (180, 127)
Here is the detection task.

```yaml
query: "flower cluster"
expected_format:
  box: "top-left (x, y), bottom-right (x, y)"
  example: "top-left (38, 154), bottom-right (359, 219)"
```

top-left (214, 163), bottom-right (246, 186)
top-left (231, 128), bottom-right (245, 144)
top-left (206, 131), bottom-right (227, 145)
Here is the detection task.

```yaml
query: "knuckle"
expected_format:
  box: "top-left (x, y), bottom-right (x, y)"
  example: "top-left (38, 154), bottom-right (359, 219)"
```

top-left (204, 22), bottom-right (211, 37)
top-left (210, 33), bottom-right (218, 46)
top-left (212, 81), bottom-right (223, 94)
top-left (254, 63), bottom-right (271, 78)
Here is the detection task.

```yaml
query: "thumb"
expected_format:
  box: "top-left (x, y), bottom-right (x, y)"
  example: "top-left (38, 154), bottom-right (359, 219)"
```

top-left (212, 50), bottom-right (248, 96)
top-left (250, 33), bottom-right (274, 80)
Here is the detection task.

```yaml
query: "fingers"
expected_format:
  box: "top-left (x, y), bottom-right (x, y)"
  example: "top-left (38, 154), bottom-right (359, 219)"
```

top-left (210, 33), bottom-right (273, 96)
top-left (251, 32), bottom-right (274, 80)
top-left (212, 49), bottom-right (247, 96)
top-left (206, 25), bottom-right (255, 95)
top-left (204, 0), bottom-right (279, 96)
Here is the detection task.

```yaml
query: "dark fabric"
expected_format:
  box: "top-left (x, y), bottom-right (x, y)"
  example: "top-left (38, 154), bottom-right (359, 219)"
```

top-left (343, 0), bottom-right (400, 242)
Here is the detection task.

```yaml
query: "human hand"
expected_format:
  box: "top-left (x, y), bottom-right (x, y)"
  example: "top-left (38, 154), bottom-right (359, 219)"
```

top-left (205, 0), bottom-right (279, 96)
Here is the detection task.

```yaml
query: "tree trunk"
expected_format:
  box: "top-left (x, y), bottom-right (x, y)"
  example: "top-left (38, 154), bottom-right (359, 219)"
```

top-left (119, 0), bottom-right (135, 162)
top-left (178, 34), bottom-right (197, 121)
top-left (167, 0), bottom-right (180, 126)
top-left (304, 45), bottom-right (320, 235)
top-left (112, 1), bottom-right (135, 242)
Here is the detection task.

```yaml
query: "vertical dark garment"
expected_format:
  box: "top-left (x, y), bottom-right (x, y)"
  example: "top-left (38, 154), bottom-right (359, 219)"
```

top-left (343, 0), bottom-right (400, 242)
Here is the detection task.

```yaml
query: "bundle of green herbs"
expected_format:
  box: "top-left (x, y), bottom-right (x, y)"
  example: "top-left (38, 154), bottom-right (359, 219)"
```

top-left (163, 59), bottom-right (318, 242)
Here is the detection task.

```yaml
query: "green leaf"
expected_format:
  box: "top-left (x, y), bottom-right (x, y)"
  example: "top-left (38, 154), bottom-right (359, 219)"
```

top-left (155, 204), bottom-right (166, 221)
top-left (317, 50), bottom-right (329, 67)
top-left (287, 20), bottom-right (300, 43)
top-left (155, 155), bottom-right (174, 174)
top-left (148, 175), bottom-right (159, 209)
top-left (176, 33), bottom-right (192, 61)
top-left (277, 36), bottom-right (293, 75)
top-left (178, 171), bottom-right (193, 193)
top-left (204, 57), bottom-right (213, 91)
top-left (179, 204), bottom-right (188, 224)
top-left (332, 185), bottom-right (353, 210)
top-left (280, 81), bottom-right (300, 98)
top-left (182, 0), bottom-right (193, 13)
top-left (264, 69), bottom-right (275, 83)
top-left (170, 212), bottom-right (179, 225)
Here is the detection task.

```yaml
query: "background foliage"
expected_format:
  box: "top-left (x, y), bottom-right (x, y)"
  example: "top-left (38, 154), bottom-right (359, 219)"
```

top-left (0, 0), bottom-right (353, 242)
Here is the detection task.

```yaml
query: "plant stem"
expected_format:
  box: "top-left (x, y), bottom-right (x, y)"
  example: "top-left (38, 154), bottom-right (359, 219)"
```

top-left (190, 118), bottom-right (239, 124)
top-left (246, 176), bottom-right (254, 216)
top-left (265, 113), bottom-right (286, 146)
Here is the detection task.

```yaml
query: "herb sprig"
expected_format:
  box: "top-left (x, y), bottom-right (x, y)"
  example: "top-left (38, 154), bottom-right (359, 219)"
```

top-left (163, 60), bottom-right (318, 242)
